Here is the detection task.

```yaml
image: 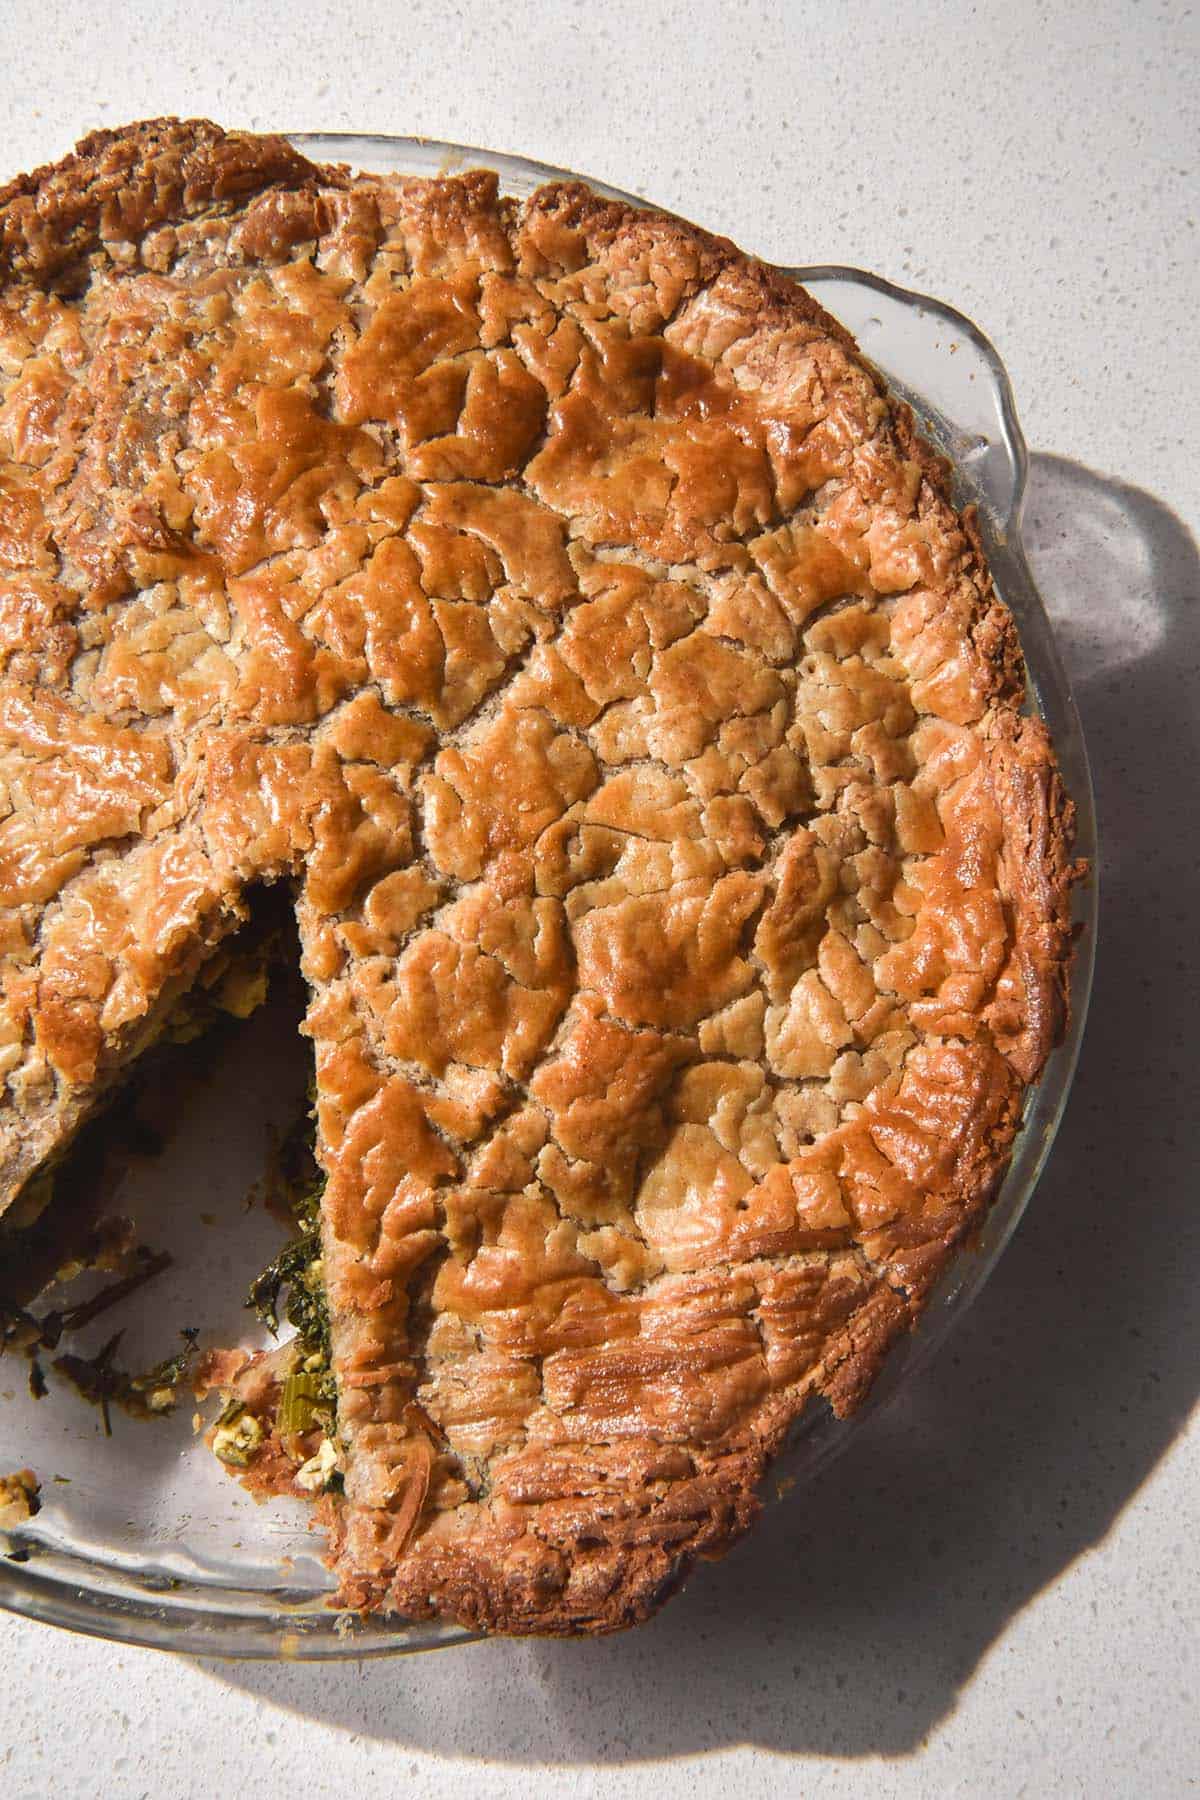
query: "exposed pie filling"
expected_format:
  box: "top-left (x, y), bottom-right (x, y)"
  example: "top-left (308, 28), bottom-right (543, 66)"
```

top-left (0, 120), bottom-right (1079, 1634)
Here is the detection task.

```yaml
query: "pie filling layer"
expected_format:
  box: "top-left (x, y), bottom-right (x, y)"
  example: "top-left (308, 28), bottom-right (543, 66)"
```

top-left (0, 120), bottom-right (1079, 1634)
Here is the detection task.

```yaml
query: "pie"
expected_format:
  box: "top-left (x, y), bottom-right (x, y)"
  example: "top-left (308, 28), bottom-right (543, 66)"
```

top-left (0, 119), bottom-right (1080, 1635)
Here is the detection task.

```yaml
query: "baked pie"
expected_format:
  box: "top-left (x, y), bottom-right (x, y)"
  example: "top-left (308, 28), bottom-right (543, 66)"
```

top-left (0, 120), bottom-right (1080, 1634)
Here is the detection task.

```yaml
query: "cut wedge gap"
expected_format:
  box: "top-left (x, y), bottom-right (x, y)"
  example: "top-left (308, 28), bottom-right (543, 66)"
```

top-left (0, 891), bottom-right (318, 1449)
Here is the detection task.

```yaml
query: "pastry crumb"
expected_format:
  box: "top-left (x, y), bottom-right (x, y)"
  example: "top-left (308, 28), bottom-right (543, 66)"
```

top-left (0, 1469), bottom-right (41, 1529)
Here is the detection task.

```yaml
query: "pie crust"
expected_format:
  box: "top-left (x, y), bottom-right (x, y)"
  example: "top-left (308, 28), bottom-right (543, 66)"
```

top-left (0, 120), bottom-right (1079, 1633)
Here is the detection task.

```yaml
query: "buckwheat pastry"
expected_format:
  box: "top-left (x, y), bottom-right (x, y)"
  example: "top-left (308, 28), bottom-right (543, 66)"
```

top-left (0, 120), bottom-right (1079, 1634)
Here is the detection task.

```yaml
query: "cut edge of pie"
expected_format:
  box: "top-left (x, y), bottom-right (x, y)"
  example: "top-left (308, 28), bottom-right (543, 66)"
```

top-left (0, 120), bottom-right (1082, 1635)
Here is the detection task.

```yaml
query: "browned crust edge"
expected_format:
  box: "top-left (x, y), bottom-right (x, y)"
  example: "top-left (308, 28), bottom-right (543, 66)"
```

top-left (0, 118), bottom-right (329, 283)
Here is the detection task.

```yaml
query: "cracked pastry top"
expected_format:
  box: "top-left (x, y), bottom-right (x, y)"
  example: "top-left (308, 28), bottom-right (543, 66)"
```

top-left (0, 120), bottom-right (1079, 1634)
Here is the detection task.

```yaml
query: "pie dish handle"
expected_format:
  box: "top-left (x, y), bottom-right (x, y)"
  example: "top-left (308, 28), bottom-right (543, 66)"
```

top-left (795, 264), bottom-right (1096, 867)
top-left (790, 266), bottom-right (1028, 534)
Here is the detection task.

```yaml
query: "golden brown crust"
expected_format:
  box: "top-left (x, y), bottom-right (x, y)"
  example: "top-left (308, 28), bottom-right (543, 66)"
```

top-left (0, 119), bottom-right (1081, 1635)
top-left (0, 118), bottom-right (325, 282)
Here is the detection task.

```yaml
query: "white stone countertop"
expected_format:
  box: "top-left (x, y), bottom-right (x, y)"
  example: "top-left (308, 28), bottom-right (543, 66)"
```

top-left (1, 2), bottom-right (1197, 1794)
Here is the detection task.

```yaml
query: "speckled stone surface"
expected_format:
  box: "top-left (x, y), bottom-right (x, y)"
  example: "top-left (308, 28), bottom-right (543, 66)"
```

top-left (1, 3), bottom-right (1197, 1794)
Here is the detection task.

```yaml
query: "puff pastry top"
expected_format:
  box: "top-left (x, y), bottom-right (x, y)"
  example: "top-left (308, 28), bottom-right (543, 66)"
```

top-left (0, 121), bottom-right (1077, 1633)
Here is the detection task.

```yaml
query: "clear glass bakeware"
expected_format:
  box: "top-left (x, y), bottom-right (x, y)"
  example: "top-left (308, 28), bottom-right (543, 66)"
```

top-left (0, 136), bottom-right (1097, 1659)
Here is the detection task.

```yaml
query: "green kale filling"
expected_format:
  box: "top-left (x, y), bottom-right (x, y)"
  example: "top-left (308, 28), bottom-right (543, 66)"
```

top-left (246, 1180), bottom-right (329, 1362)
top-left (246, 1111), bottom-right (335, 1440)
top-left (52, 1326), bottom-right (200, 1435)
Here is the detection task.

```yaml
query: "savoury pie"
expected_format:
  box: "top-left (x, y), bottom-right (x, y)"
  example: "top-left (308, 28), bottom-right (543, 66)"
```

top-left (0, 120), bottom-right (1079, 1634)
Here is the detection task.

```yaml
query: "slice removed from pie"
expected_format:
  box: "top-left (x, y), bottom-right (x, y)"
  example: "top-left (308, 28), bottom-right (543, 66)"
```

top-left (0, 119), bottom-right (1081, 1634)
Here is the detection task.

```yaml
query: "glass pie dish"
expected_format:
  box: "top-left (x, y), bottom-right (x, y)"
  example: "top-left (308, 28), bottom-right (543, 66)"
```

top-left (0, 135), bottom-right (1098, 1659)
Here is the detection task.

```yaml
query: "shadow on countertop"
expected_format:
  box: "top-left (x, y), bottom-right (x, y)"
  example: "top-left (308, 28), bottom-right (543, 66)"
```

top-left (204, 454), bottom-right (1200, 1762)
